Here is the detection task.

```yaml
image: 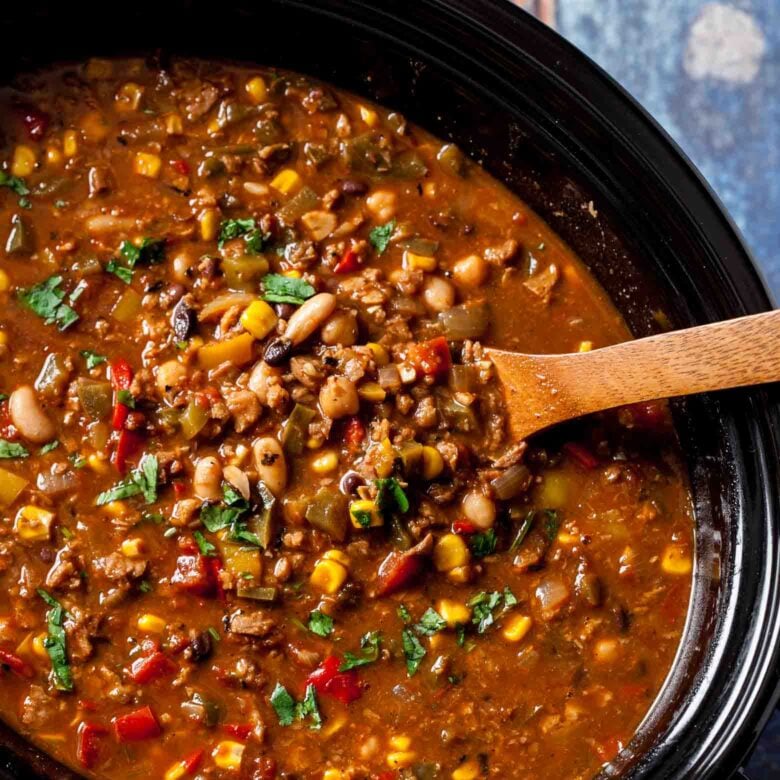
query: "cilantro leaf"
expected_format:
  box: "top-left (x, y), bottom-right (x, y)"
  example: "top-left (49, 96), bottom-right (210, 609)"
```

top-left (37, 590), bottom-right (72, 692)
top-left (542, 509), bottom-right (560, 541)
top-left (503, 587), bottom-right (518, 608)
top-left (297, 684), bottom-right (322, 730)
top-left (270, 683), bottom-right (296, 726)
top-left (95, 454), bottom-right (158, 505)
top-left (414, 608), bottom-right (447, 637)
top-left (117, 389), bottom-right (135, 408)
top-left (261, 273), bottom-right (316, 305)
top-left (80, 350), bottom-right (107, 370)
top-left (217, 218), bottom-right (269, 253)
top-left (369, 219), bottom-right (396, 254)
top-left (469, 591), bottom-right (503, 634)
top-left (470, 528), bottom-right (497, 558)
top-left (375, 477), bottom-right (409, 517)
top-left (308, 610), bottom-right (334, 638)
top-left (69, 453), bottom-right (87, 469)
top-left (120, 237), bottom-right (165, 267)
top-left (106, 259), bottom-right (133, 284)
top-left (397, 604), bottom-right (412, 624)
top-left (39, 440), bottom-right (59, 455)
top-left (0, 439), bottom-right (29, 459)
top-left (402, 628), bottom-right (426, 676)
top-left (200, 504), bottom-right (246, 533)
top-left (0, 171), bottom-right (30, 197)
top-left (340, 631), bottom-right (381, 671)
top-left (351, 508), bottom-right (372, 528)
top-left (18, 275), bottom-right (79, 331)
top-left (193, 530), bottom-right (216, 557)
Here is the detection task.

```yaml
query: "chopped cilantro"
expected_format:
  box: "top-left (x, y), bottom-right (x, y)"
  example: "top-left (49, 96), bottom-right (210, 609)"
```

top-left (414, 608), bottom-right (447, 636)
top-left (340, 631), bottom-right (381, 671)
top-left (200, 503), bottom-right (246, 533)
top-left (375, 477), bottom-right (409, 517)
top-left (0, 394), bottom-right (7, 402)
top-left (80, 350), bottom-right (107, 370)
top-left (542, 509), bottom-right (561, 541)
top-left (369, 219), bottom-right (396, 254)
top-left (207, 627), bottom-right (221, 643)
top-left (18, 275), bottom-right (79, 330)
top-left (95, 453), bottom-right (158, 505)
top-left (470, 528), bottom-right (497, 558)
top-left (0, 440), bottom-right (29, 459)
top-left (456, 624), bottom-right (466, 647)
top-left (37, 589), bottom-right (72, 692)
top-left (308, 610), bottom-right (334, 638)
top-left (298, 684), bottom-right (322, 730)
top-left (217, 217), bottom-right (257, 249)
top-left (105, 259), bottom-right (133, 284)
top-left (469, 591), bottom-right (503, 634)
top-left (60, 527), bottom-right (74, 541)
top-left (69, 453), bottom-right (87, 469)
top-left (503, 587), bottom-right (518, 608)
top-left (509, 510), bottom-right (535, 552)
top-left (261, 273), bottom-right (316, 305)
top-left (116, 389), bottom-right (135, 408)
top-left (401, 628), bottom-right (426, 676)
top-left (120, 237), bottom-right (165, 267)
top-left (193, 530), bottom-right (216, 557)
top-left (39, 440), bottom-right (59, 455)
top-left (351, 508), bottom-right (372, 528)
top-left (397, 604), bottom-right (412, 624)
top-left (270, 682), bottom-right (322, 729)
top-left (138, 580), bottom-right (152, 593)
top-left (0, 171), bottom-right (31, 209)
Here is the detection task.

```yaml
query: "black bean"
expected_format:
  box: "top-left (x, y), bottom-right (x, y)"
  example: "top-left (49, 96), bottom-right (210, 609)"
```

top-left (188, 631), bottom-right (213, 662)
top-left (263, 337), bottom-right (292, 366)
top-left (339, 470), bottom-right (365, 496)
top-left (171, 298), bottom-right (197, 340)
top-left (340, 178), bottom-right (368, 196)
top-left (273, 303), bottom-right (296, 320)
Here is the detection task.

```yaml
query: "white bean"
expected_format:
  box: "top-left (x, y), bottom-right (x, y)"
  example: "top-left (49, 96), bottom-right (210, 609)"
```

top-left (422, 276), bottom-right (455, 313)
top-left (156, 360), bottom-right (187, 395)
top-left (319, 376), bottom-right (359, 419)
top-left (285, 293), bottom-right (337, 346)
top-left (223, 464), bottom-right (251, 501)
top-left (248, 361), bottom-right (283, 405)
top-left (171, 246), bottom-right (198, 283)
top-left (320, 310), bottom-right (358, 347)
top-left (453, 254), bottom-right (489, 287)
top-left (462, 490), bottom-right (496, 529)
top-left (253, 437), bottom-right (288, 497)
top-left (366, 190), bottom-right (396, 223)
top-left (193, 456), bottom-right (222, 501)
top-left (9, 385), bottom-right (56, 443)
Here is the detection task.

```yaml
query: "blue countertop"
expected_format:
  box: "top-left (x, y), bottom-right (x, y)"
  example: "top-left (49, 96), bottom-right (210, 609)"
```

top-left (520, 0), bottom-right (779, 775)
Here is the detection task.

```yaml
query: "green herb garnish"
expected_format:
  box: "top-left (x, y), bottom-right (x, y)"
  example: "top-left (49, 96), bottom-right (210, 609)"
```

top-left (261, 273), bottom-right (316, 305)
top-left (96, 453), bottom-right (158, 505)
top-left (401, 628), bottom-right (426, 676)
top-left (39, 440), bottom-right (59, 455)
top-left (270, 682), bottom-right (322, 729)
top-left (116, 389), bottom-right (135, 408)
top-left (308, 610), bottom-right (334, 638)
top-left (80, 350), bottom-right (107, 370)
top-left (37, 589), bottom-right (72, 692)
top-left (469, 591), bottom-right (503, 634)
top-left (120, 237), bottom-right (165, 267)
top-left (0, 439), bottom-right (29, 459)
top-left (397, 604), bottom-right (412, 624)
top-left (369, 219), bottom-right (396, 254)
top-left (470, 528), bottom-right (497, 558)
top-left (18, 275), bottom-right (79, 330)
top-left (0, 171), bottom-right (30, 209)
top-left (375, 477), bottom-right (409, 517)
top-left (193, 530), bottom-right (216, 557)
top-left (414, 608), bottom-right (447, 636)
top-left (340, 631), bottom-right (381, 671)
top-left (105, 259), bottom-right (133, 284)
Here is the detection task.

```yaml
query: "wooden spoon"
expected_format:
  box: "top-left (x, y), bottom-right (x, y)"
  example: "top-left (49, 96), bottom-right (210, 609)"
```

top-left (486, 309), bottom-right (780, 440)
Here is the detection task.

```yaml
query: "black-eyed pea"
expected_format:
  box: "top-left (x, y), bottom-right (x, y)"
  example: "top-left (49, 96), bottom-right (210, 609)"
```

top-left (193, 455), bottom-right (222, 501)
top-left (253, 437), bottom-right (287, 497)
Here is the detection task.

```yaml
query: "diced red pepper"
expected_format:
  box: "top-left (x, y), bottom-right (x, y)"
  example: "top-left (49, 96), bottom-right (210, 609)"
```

top-left (76, 722), bottom-right (107, 769)
top-left (171, 554), bottom-right (216, 597)
top-left (111, 402), bottom-right (129, 431)
top-left (110, 358), bottom-right (134, 392)
top-left (563, 442), bottom-right (598, 470)
top-left (112, 428), bottom-right (144, 474)
top-left (306, 656), bottom-right (362, 704)
top-left (333, 248), bottom-right (360, 274)
top-left (375, 551), bottom-right (426, 597)
top-left (0, 649), bottom-right (33, 678)
top-left (452, 520), bottom-right (478, 535)
top-left (344, 416), bottom-right (366, 449)
top-left (128, 651), bottom-right (176, 684)
top-left (223, 723), bottom-right (253, 740)
top-left (17, 104), bottom-right (49, 140)
top-left (180, 748), bottom-right (205, 775)
top-left (407, 336), bottom-right (452, 381)
top-left (172, 159), bottom-right (190, 176)
top-left (173, 481), bottom-right (187, 499)
top-left (113, 705), bottom-right (161, 742)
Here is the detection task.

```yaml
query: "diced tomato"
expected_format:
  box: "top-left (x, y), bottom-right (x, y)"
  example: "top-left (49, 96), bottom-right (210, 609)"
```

top-left (171, 554), bottom-right (216, 597)
top-left (18, 104), bottom-right (49, 140)
top-left (223, 723), bottom-right (253, 740)
top-left (76, 722), bottom-right (107, 769)
top-left (375, 551), bottom-right (426, 597)
top-left (172, 159), bottom-right (190, 176)
top-left (128, 651), bottom-right (176, 684)
top-left (112, 428), bottom-right (144, 474)
top-left (306, 656), bottom-right (362, 704)
top-left (113, 705), bottom-right (161, 742)
top-left (407, 336), bottom-right (452, 381)
top-left (563, 442), bottom-right (598, 469)
top-left (333, 248), bottom-right (360, 274)
top-left (374, 772), bottom-right (397, 780)
top-left (452, 520), bottom-right (477, 535)
top-left (0, 649), bottom-right (33, 678)
top-left (110, 358), bottom-right (134, 391)
top-left (344, 416), bottom-right (366, 448)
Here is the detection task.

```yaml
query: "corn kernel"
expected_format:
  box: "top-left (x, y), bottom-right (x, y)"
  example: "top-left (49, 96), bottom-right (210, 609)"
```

top-left (0, 331), bottom-right (7, 346)
top-left (310, 558), bottom-right (348, 594)
top-left (282, 269), bottom-right (302, 278)
top-left (80, 111), bottom-right (109, 142)
top-left (103, 500), bottom-right (127, 518)
top-left (387, 751), bottom-right (417, 769)
top-left (245, 76), bottom-right (268, 104)
top-left (388, 735), bottom-right (411, 751)
top-left (358, 382), bottom-right (386, 403)
top-left (134, 152), bottom-right (162, 179)
top-left (437, 599), bottom-right (471, 628)
top-left (115, 82), bottom-right (144, 112)
top-left (374, 437), bottom-right (396, 479)
top-left (32, 633), bottom-right (49, 660)
top-left (593, 637), bottom-right (621, 664)
top-left (423, 181), bottom-right (437, 198)
top-left (322, 549), bottom-right (350, 567)
top-left (137, 614), bottom-right (167, 634)
top-left (207, 117), bottom-right (221, 135)
top-left (240, 300), bottom-right (278, 340)
top-left (557, 532), bottom-right (578, 545)
top-left (452, 760), bottom-right (481, 780)
top-left (433, 533), bottom-right (469, 572)
top-left (421, 446), bottom-right (444, 480)
top-left (0, 269), bottom-right (10, 293)
top-left (270, 168), bottom-right (302, 196)
top-left (306, 435), bottom-right (325, 450)
top-left (212, 740), bottom-right (245, 770)
top-left (578, 340), bottom-right (593, 353)
top-left (661, 544), bottom-right (692, 575)
top-left (63, 130), bottom-right (78, 158)
top-left (14, 506), bottom-right (55, 542)
top-left (311, 450), bottom-right (338, 475)
top-left (87, 453), bottom-right (109, 474)
top-left (403, 250), bottom-right (437, 272)
top-left (321, 712), bottom-right (347, 738)
top-left (164, 760), bottom-right (188, 780)
top-left (323, 771), bottom-right (345, 780)
top-left (164, 113), bottom-right (184, 136)
top-left (447, 565), bottom-right (471, 584)
top-left (198, 208), bottom-right (220, 241)
top-left (121, 537), bottom-right (145, 558)
top-left (366, 342), bottom-right (389, 366)
top-left (350, 499), bottom-right (383, 529)
top-left (502, 614), bottom-right (533, 643)
top-left (359, 105), bottom-right (379, 127)
top-left (45, 146), bottom-right (63, 168)
top-left (11, 145), bottom-right (36, 177)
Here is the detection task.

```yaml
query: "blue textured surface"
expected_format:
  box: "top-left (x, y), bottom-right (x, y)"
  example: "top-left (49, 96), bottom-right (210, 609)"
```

top-left (551, 1), bottom-right (779, 776)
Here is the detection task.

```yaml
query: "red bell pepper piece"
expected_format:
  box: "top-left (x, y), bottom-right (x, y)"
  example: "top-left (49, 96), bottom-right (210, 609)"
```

top-left (113, 705), bottom-right (161, 742)
top-left (110, 358), bottom-right (134, 391)
top-left (180, 748), bottom-right (205, 774)
top-left (18, 104), bottom-right (49, 140)
top-left (76, 722), bottom-right (107, 769)
top-left (172, 159), bottom-right (190, 176)
top-left (344, 416), bottom-right (366, 448)
top-left (407, 336), bottom-right (452, 381)
top-left (171, 554), bottom-right (216, 597)
top-left (223, 723), bottom-right (253, 740)
top-left (563, 442), bottom-right (598, 470)
top-left (452, 520), bottom-right (478, 535)
top-left (333, 248), bottom-right (360, 274)
top-left (128, 651), bottom-right (176, 684)
top-left (112, 428), bottom-right (144, 474)
top-left (112, 402), bottom-right (129, 431)
top-left (375, 550), bottom-right (426, 597)
top-left (306, 656), bottom-right (362, 704)
top-left (0, 649), bottom-right (33, 678)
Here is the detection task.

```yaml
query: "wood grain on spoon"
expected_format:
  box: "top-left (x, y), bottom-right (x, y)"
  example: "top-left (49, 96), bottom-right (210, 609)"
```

top-left (486, 309), bottom-right (780, 440)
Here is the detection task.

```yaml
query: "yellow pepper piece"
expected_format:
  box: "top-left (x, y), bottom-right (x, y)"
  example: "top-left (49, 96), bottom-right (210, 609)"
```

top-left (452, 760), bottom-right (481, 780)
top-left (240, 300), bottom-right (278, 340)
top-left (403, 250), bottom-right (437, 272)
top-left (357, 382), bottom-right (386, 403)
top-left (11, 146), bottom-right (36, 177)
top-left (366, 342), bottom-right (389, 366)
top-left (198, 208), bottom-right (220, 241)
top-left (134, 151), bottom-right (162, 179)
top-left (270, 168), bottom-right (302, 195)
top-left (197, 333), bottom-right (255, 370)
top-left (436, 599), bottom-right (471, 628)
top-left (421, 446), bottom-right (444, 480)
top-left (14, 505), bottom-right (55, 542)
top-left (433, 533), bottom-right (469, 572)
top-left (212, 740), bottom-right (245, 770)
